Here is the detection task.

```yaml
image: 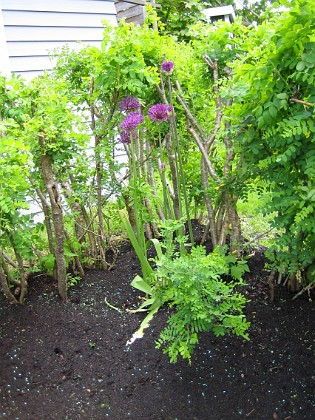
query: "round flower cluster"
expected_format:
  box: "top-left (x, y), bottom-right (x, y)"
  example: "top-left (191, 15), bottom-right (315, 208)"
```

top-left (118, 96), bottom-right (173, 144)
top-left (119, 110), bottom-right (143, 144)
top-left (120, 130), bottom-right (138, 144)
top-left (118, 96), bottom-right (141, 112)
top-left (161, 61), bottom-right (174, 75)
top-left (120, 112), bottom-right (144, 132)
top-left (148, 104), bottom-right (172, 123)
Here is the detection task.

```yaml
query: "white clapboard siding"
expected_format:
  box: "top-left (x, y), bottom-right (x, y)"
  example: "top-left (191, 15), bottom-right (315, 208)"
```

top-left (7, 40), bottom-right (101, 57)
top-left (5, 26), bottom-right (112, 42)
top-left (0, 0), bottom-right (117, 80)
top-left (9, 55), bottom-right (56, 72)
top-left (1, 0), bottom-right (116, 14)
top-left (2, 11), bottom-right (116, 28)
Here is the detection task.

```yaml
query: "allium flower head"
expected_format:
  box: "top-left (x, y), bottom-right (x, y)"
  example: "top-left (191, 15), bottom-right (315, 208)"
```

top-left (119, 96), bottom-right (141, 112)
top-left (119, 130), bottom-right (138, 144)
top-left (148, 104), bottom-right (172, 123)
top-left (120, 112), bottom-right (144, 132)
top-left (120, 131), bottom-right (131, 144)
top-left (161, 61), bottom-right (174, 75)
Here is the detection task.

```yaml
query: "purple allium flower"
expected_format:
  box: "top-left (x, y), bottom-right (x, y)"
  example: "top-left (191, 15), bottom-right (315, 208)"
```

top-left (119, 96), bottom-right (141, 112)
top-left (119, 130), bottom-right (139, 143)
top-left (160, 162), bottom-right (166, 170)
top-left (120, 112), bottom-right (144, 132)
top-left (161, 61), bottom-right (174, 75)
top-left (119, 131), bottom-right (132, 144)
top-left (148, 104), bottom-right (172, 123)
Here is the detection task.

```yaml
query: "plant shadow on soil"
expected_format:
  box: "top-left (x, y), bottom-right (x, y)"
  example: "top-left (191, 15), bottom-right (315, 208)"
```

top-left (0, 227), bottom-right (314, 419)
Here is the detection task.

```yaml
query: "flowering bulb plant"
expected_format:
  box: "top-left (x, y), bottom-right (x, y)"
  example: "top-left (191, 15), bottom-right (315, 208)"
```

top-left (119, 130), bottom-right (138, 144)
top-left (118, 96), bottom-right (141, 112)
top-left (119, 111), bottom-right (143, 144)
top-left (161, 61), bottom-right (174, 75)
top-left (120, 112), bottom-right (144, 132)
top-left (118, 97), bottom-right (150, 282)
top-left (148, 104), bottom-right (172, 123)
top-left (148, 59), bottom-right (194, 249)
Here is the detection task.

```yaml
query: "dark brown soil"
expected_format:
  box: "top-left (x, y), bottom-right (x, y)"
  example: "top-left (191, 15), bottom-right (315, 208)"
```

top-left (0, 242), bottom-right (314, 419)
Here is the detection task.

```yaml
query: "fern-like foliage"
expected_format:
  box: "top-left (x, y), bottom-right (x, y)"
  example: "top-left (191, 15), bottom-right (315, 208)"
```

top-left (154, 246), bottom-right (250, 363)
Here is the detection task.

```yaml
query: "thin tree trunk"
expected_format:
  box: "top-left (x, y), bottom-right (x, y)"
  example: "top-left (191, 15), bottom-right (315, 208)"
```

top-left (1, 259), bottom-right (20, 287)
top-left (0, 249), bottom-right (18, 269)
top-left (228, 198), bottom-right (242, 256)
top-left (0, 267), bottom-right (18, 304)
top-left (7, 232), bottom-right (28, 304)
top-left (90, 77), bottom-right (108, 270)
top-left (39, 136), bottom-right (67, 300)
top-left (35, 187), bottom-right (55, 256)
top-left (62, 181), bottom-right (86, 242)
top-left (80, 205), bottom-right (98, 261)
top-left (201, 158), bottom-right (218, 247)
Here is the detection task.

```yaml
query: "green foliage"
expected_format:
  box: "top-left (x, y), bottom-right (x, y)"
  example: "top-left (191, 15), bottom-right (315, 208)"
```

top-left (157, 0), bottom-right (205, 41)
top-left (25, 75), bottom-right (89, 162)
top-left (128, 221), bottom-right (249, 361)
top-left (154, 246), bottom-right (249, 363)
top-left (67, 273), bottom-right (81, 288)
top-left (2, 1), bottom-right (314, 306)
top-left (0, 75), bottom-right (39, 296)
top-left (53, 20), bottom-right (169, 100)
top-left (40, 253), bottom-right (55, 274)
top-left (156, 1), bottom-right (273, 41)
top-left (229, 0), bottom-right (315, 279)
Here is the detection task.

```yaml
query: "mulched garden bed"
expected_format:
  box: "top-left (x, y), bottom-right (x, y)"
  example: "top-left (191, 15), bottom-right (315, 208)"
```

top-left (0, 241), bottom-right (314, 419)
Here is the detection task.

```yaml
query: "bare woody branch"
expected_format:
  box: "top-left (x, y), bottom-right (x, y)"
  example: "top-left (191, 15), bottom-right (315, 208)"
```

top-left (290, 98), bottom-right (314, 107)
top-left (203, 54), bottom-right (223, 150)
top-left (174, 82), bottom-right (208, 144)
top-left (187, 126), bottom-right (221, 183)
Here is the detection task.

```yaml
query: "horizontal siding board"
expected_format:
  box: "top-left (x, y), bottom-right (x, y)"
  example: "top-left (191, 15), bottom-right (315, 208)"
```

top-left (14, 70), bottom-right (47, 81)
top-left (4, 25), bottom-right (114, 42)
top-left (1, 0), bottom-right (116, 14)
top-left (3, 11), bottom-right (116, 27)
top-left (9, 55), bottom-right (57, 72)
top-left (7, 40), bottom-right (101, 57)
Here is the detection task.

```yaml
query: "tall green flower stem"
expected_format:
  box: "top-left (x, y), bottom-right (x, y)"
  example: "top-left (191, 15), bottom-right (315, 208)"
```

top-left (120, 134), bottom-right (152, 282)
top-left (157, 127), bottom-right (173, 221)
top-left (130, 137), bottom-right (146, 256)
top-left (166, 75), bottom-right (195, 247)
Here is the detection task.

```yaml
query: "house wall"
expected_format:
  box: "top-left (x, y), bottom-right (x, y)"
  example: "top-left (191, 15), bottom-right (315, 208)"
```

top-left (115, 0), bottom-right (146, 25)
top-left (0, 0), bottom-right (117, 80)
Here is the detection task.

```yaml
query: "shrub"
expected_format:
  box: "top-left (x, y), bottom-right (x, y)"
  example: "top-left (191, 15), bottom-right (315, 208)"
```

top-left (154, 246), bottom-right (250, 363)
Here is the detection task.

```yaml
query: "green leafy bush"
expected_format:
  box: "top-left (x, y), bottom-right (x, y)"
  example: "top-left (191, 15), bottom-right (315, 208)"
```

top-left (154, 246), bottom-right (250, 363)
top-left (229, 0), bottom-right (315, 293)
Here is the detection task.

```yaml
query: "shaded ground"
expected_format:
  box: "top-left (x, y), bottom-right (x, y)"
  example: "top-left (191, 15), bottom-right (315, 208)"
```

top-left (0, 241), bottom-right (314, 419)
